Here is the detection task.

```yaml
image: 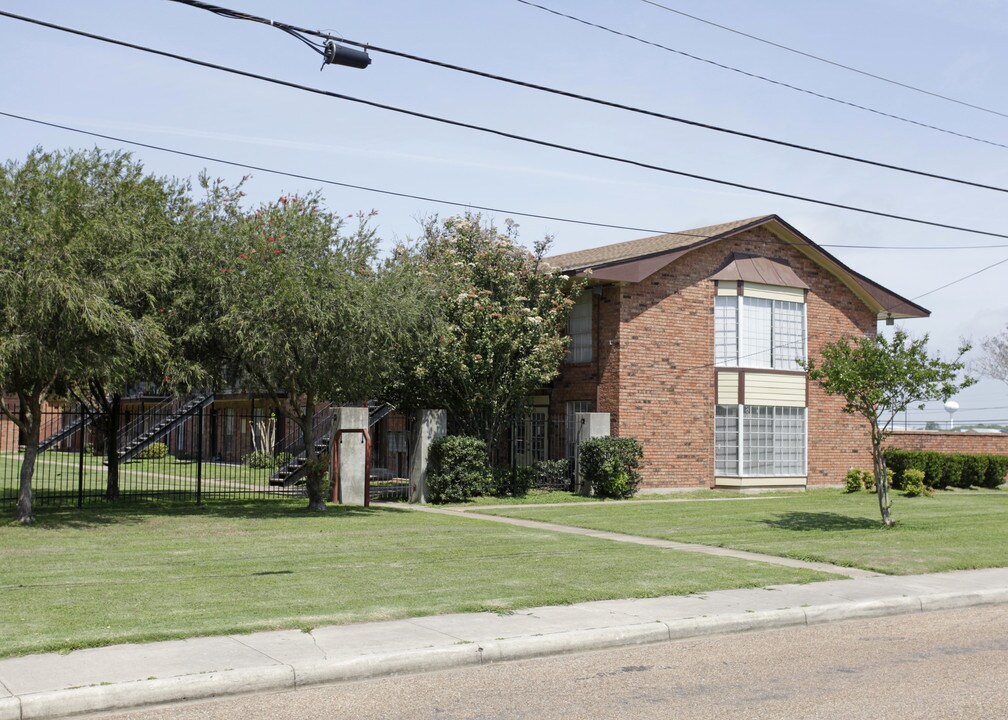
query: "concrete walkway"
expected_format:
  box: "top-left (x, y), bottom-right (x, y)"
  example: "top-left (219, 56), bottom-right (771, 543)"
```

top-left (418, 505), bottom-right (880, 579)
top-left (1, 568), bottom-right (1006, 720)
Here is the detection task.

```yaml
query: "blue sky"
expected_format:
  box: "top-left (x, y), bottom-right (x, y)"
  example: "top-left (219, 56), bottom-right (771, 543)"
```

top-left (1, 0), bottom-right (1006, 425)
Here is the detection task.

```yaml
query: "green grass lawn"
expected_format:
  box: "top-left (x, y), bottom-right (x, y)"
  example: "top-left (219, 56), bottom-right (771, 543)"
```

top-left (479, 489), bottom-right (1008, 575)
top-left (0, 499), bottom-right (832, 658)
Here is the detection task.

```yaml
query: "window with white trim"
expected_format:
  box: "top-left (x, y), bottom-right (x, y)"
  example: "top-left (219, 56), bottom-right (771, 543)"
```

top-left (566, 293), bottom-right (592, 363)
top-left (715, 405), bottom-right (806, 477)
top-left (714, 293), bottom-right (805, 369)
top-left (714, 296), bottom-right (738, 367)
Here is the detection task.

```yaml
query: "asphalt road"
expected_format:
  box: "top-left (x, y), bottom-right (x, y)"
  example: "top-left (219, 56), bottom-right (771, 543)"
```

top-left (104, 605), bottom-right (1008, 720)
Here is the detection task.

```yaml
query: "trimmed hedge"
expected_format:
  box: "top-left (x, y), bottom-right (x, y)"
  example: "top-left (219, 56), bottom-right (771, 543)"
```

top-left (883, 449), bottom-right (1008, 490)
top-left (428, 435), bottom-right (491, 503)
top-left (579, 436), bottom-right (643, 499)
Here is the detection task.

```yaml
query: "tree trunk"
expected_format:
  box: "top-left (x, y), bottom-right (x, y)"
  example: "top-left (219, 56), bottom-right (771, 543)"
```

top-left (871, 431), bottom-right (894, 527)
top-left (16, 395), bottom-right (42, 525)
top-left (105, 395), bottom-right (121, 501)
top-left (299, 397), bottom-right (327, 512)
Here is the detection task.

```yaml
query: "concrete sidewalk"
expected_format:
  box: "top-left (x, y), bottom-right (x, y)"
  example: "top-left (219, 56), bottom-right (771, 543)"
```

top-left (0, 568), bottom-right (1006, 719)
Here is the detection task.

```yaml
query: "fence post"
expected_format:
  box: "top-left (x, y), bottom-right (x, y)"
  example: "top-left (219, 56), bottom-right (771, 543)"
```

top-left (196, 407), bottom-right (204, 506)
top-left (77, 411), bottom-right (86, 509)
top-left (408, 409), bottom-right (446, 504)
top-left (574, 412), bottom-right (611, 495)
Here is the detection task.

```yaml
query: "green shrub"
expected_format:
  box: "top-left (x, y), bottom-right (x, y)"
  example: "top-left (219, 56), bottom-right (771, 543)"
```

top-left (579, 437), bottom-right (643, 499)
top-left (134, 441), bottom-right (168, 460)
top-left (941, 453), bottom-right (965, 489)
top-left (531, 459), bottom-right (571, 490)
top-left (428, 436), bottom-right (491, 503)
top-left (845, 469), bottom-right (868, 493)
top-left (489, 465), bottom-right (533, 497)
top-left (243, 450), bottom-right (295, 470)
top-left (960, 455), bottom-right (989, 488)
top-left (902, 468), bottom-right (929, 497)
top-left (985, 455), bottom-right (1008, 488)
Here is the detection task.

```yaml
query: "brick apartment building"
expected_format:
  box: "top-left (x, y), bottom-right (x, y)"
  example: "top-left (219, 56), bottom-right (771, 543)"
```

top-left (541, 214), bottom-right (929, 491)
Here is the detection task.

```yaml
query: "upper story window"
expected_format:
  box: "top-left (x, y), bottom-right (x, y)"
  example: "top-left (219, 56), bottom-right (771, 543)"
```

top-left (715, 287), bottom-right (806, 370)
top-left (566, 293), bottom-right (592, 363)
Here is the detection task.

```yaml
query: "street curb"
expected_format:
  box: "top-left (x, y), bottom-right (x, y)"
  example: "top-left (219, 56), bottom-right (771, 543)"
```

top-left (16, 666), bottom-right (295, 720)
top-left (9, 588), bottom-right (1008, 719)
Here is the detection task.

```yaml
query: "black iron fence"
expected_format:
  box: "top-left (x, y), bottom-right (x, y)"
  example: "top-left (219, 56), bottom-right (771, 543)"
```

top-left (0, 401), bottom-right (410, 508)
top-left (489, 414), bottom-right (578, 493)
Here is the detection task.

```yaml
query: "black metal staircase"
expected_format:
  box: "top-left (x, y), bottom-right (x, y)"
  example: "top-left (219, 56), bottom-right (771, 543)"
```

top-left (117, 393), bottom-right (215, 463)
top-left (38, 406), bottom-right (88, 452)
top-left (269, 404), bottom-right (335, 487)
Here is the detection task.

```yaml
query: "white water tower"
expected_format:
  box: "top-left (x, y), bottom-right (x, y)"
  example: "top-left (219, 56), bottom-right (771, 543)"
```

top-left (944, 400), bottom-right (960, 429)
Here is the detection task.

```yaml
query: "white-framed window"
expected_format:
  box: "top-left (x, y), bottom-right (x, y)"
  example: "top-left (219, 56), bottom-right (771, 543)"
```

top-left (715, 404), bottom-right (806, 477)
top-left (714, 294), bottom-right (805, 369)
top-left (566, 293), bottom-right (592, 363)
top-left (714, 296), bottom-right (738, 367)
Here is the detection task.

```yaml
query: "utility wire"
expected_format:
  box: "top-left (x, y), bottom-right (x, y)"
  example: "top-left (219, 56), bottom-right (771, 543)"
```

top-left (5, 10), bottom-right (1008, 244)
top-left (7, 108), bottom-right (1008, 253)
top-left (912, 255), bottom-right (1008, 300)
top-left (638, 0), bottom-right (1008, 121)
top-left (513, 0), bottom-right (1008, 151)
top-left (161, 0), bottom-right (1008, 196)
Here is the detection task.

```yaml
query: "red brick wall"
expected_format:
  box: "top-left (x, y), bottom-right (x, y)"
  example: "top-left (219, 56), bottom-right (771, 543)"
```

top-left (886, 431), bottom-right (1008, 456)
top-left (551, 226), bottom-right (878, 489)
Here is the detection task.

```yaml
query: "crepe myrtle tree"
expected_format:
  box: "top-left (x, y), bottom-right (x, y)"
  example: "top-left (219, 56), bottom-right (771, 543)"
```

top-left (217, 193), bottom-right (425, 510)
top-left (390, 213), bottom-right (585, 454)
top-left (0, 147), bottom-right (186, 522)
top-left (802, 330), bottom-right (973, 526)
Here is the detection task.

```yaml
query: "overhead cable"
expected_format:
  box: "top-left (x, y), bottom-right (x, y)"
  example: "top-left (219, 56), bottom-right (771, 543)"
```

top-left (162, 0), bottom-right (1008, 195)
top-left (4, 10), bottom-right (1008, 243)
top-left (638, 0), bottom-right (1008, 120)
top-left (513, 0), bottom-right (1008, 151)
top-left (7, 108), bottom-right (1008, 253)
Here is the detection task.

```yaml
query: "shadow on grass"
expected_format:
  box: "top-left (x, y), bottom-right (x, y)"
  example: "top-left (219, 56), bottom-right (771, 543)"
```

top-left (763, 511), bottom-right (881, 532)
top-left (3, 497), bottom-right (411, 529)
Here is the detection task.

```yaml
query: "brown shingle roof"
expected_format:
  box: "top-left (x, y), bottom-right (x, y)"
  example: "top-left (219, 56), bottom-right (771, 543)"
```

top-left (545, 215), bottom-right (772, 272)
top-left (544, 214), bottom-right (929, 319)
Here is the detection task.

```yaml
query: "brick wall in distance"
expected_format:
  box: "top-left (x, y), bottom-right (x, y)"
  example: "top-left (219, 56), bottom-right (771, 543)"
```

top-left (886, 431), bottom-right (1008, 456)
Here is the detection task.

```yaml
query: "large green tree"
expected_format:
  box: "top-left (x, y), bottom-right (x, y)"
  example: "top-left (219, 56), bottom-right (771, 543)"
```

top-left (391, 214), bottom-right (584, 452)
top-left (803, 330), bottom-right (973, 526)
top-left (215, 193), bottom-right (429, 510)
top-left (0, 147), bottom-right (185, 522)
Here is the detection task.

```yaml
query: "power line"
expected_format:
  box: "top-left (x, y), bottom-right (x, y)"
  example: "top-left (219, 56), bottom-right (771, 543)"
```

top-left (5, 11), bottom-right (1008, 244)
top-left (513, 0), bottom-right (1008, 151)
top-left (637, 0), bottom-right (1008, 121)
top-left (913, 255), bottom-right (1008, 300)
top-left (161, 0), bottom-right (1008, 197)
top-left (11, 108), bottom-right (1007, 252)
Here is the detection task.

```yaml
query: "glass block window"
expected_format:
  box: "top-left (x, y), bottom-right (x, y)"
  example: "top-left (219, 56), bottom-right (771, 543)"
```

top-left (714, 296), bottom-right (738, 367)
top-left (716, 405), bottom-right (806, 477)
top-left (743, 405), bottom-right (775, 475)
top-left (772, 300), bottom-right (805, 370)
top-left (714, 405), bottom-right (739, 475)
top-left (772, 406), bottom-right (806, 475)
top-left (566, 293), bottom-right (592, 363)
top-left (741, 297), bottom-right (773, 368)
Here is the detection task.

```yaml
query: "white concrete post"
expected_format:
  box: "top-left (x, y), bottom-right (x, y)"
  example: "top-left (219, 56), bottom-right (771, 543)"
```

top-left (574, 412), bottom-right (611, 495)
top-left (334, 406), bottom-right (369, 505)
top-left (409, 409), bottom-right (447, 504)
